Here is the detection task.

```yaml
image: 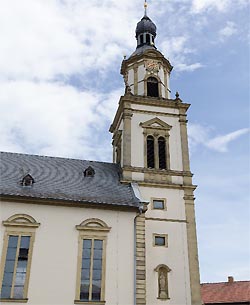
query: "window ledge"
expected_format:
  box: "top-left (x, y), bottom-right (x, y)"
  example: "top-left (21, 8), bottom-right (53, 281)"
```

top-left (74, 301), bottom-right (105, 305)
top-left (0, 299), bottom-right (28, 303)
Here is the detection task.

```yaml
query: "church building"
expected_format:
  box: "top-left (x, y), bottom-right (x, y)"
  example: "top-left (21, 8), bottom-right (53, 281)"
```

top-left (0, 3), bottom-right (202, 305)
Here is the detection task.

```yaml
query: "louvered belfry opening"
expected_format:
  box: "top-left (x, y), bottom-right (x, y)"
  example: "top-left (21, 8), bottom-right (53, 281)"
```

top-left (147, 135), bottom-right (155, 168)
top-left (147, 77), bottom-right (159, 97)
top-left (158, 137), bottom-right (166, 169)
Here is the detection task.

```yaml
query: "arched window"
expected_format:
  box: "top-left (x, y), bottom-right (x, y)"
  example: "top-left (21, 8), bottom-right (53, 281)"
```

top-left (146, 33), bottom-right (150, 44)
top-left (147, 135), bottom-right (155, 168)
top-left (158, 137), bottom-right (166, 169)
top-left (147, 77), bottom-right (159, 97)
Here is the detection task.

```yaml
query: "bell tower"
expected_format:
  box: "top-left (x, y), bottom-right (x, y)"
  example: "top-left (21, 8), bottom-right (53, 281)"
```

top-left (110, 2), bottom-right (202, 305)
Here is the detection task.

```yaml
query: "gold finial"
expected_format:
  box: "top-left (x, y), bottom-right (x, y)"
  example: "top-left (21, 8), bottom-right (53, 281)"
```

top-left (144, 1), bottom-right (148, 16)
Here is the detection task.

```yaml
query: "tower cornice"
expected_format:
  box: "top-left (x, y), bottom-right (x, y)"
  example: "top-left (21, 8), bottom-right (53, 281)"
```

top-left (121, 48), bottom-right (173, 76)
top-left (109, 95), bottom-right (190, 133)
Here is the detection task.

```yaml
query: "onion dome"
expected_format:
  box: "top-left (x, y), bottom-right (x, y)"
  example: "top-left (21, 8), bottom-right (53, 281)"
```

top-left (136, 15), bottom-right (157, 39)
top-left (134, 2), bottom-right (157, 51)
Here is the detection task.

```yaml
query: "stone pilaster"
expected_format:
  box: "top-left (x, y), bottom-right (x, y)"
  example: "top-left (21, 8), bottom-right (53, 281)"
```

top-left (179, 108), bottom-right (192, 185)
top-left (184, 190), bottom-right (202, 305)
top-left (134, 64), bottom-right (138, 95)
top-left (136, 213), bottom-right (146, 305)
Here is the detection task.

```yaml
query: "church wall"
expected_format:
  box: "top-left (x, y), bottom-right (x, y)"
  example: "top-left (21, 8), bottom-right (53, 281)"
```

top-left (0, 201), bottom-right (136, 305)
top-left (139, 186), bottom-right (191, 305)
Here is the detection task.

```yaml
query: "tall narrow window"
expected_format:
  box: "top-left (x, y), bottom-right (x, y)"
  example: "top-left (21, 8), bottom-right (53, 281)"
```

top-left (147, 135), bottom-right (155, 168)
top-left (146, 33), bottom-right (150, 44)
top-left (0, 214), bottom-right (40, 301)
top-left (158, 137), bottom-right (166, 169)
top-left (139, 34), bottom-right (143, 45)
top-left (1, 235), bottom-right (30, 299)
top-left (147, 77), bottom-right (159, 97)
top-left (76, 219), bottom-right (110, 304)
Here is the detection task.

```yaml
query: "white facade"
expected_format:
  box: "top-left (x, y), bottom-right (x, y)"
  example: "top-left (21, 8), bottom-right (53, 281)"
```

top-left (0, 201), bottom-right (136, 305)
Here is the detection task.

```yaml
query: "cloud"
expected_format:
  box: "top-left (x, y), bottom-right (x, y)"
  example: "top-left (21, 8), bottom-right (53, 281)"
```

top-left (188, 124), bottom-right (249, 153)
top-left (191, 0), bottom-right (230, 13)
top-left (219, 21), bottom-right (238, 40)
top-left (0, 80), bottom-right (119, 160)
top-left (174, 63), bottom-right (204, 72)
top-left (206, 128), bottom-right (250, 152)
top-left (0, 0), bottom-right (138, 82)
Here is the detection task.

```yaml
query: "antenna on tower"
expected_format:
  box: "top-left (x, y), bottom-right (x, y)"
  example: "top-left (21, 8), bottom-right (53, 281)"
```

top-left (144, 0), bottom-right (148, 16)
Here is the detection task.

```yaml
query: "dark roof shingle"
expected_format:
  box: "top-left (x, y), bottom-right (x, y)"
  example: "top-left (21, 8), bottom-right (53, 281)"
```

top-left (0, 152), bottom-right (140, 208)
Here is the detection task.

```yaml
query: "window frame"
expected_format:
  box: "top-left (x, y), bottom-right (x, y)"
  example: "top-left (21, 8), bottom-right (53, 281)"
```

top-left (140, 118), bottom-right (171, 171)
top-left (75, 219), bottom-right (111, 305)
top-left (144, 75), bottom-right (162, 98)
top-left (153, 234), bottom-right (168, 247)
top-left (0, 214), bottom-right (40, 303)
top-left (151, 198), bottom-right (167, 210)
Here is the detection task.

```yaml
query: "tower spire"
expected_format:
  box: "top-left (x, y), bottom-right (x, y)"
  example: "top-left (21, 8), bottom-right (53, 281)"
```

top-left (144, 1), bottom-right (148, 16)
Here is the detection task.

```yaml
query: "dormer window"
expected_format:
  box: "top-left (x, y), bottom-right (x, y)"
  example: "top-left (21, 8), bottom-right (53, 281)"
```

top-left (147, 77), bottom-right (159, 97)
top-left (84, 166), bottom-right (95, 177)
top-left (21, 174), bottom-right (34, 186)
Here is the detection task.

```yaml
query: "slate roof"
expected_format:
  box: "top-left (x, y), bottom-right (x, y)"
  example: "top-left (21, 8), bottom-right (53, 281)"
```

top-left (201, 281), bottom-right (250, 304)
top-left (0, 152), bottom-right (140, 209)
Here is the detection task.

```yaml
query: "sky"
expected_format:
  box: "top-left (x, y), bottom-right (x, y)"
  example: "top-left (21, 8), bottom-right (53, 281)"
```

top-left (0, 0), bottom-right (249, 283)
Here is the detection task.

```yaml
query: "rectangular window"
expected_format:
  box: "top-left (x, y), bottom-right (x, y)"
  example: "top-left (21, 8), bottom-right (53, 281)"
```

top-left (80, 239), bottom-right (104, 302)
top-left (0, 235), bottom-right (31, 299)
top-left (153, 234), bottom-right (168, 247)
top-left (152, 199), bottom-right (166, 210)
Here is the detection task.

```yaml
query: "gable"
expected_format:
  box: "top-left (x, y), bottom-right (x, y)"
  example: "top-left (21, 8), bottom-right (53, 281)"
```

top-left (140, 117), bottom-right (172, 131)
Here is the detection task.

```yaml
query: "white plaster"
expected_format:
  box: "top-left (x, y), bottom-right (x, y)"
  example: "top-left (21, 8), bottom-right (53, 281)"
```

top-left (138, 81), bottom-right (144, 96)
top-left (0, 201), bottom-right (136, 305)
top-left (138, 186), bottom-right (191, 305)
top-left (137, 64), bottom-right (146, 82)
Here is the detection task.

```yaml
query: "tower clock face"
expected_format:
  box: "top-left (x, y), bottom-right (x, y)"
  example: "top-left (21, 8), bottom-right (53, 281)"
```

top-left (146, 60), bottom-right (159, 72)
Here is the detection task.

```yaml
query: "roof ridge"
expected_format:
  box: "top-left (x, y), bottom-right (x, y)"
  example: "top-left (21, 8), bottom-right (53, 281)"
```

top-left (0, 151), bottom-right (114, 166)
top-left (201, 280), bottom-right (250, 284)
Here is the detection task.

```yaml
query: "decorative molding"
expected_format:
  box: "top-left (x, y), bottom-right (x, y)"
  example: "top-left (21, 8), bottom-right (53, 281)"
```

top-left (0, 195), bottom-right (139, 212)
top-left (132, 108), bottom-right (179, 118)
top-left (2, 214), bottom-right (40, 228)
top-left (146, 217), bottom-right (187, 223)
top-left (140, 117), bottom-right (172, 131)
top-left (76, 218), bottom-right (111, 232)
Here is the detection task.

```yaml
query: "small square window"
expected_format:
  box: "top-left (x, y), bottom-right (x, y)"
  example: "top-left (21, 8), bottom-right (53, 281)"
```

top-left (153, 234), bottom-right (168, 247)
top-left (152, 199), bottom-right (165, 210)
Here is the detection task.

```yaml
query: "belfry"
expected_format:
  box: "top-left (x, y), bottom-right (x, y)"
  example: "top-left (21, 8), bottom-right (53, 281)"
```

top-left (110, 1), bottom-right (202, 304)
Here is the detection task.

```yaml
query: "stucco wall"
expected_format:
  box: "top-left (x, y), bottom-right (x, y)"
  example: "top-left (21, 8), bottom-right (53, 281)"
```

top-left (0, 201), bottom-right (136, 305)
top-left (140, 186), bottom-right (192, 305)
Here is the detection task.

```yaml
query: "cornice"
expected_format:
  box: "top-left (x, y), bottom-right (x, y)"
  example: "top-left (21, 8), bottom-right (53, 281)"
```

top-left (121, 49), bottom-right (173, 75)
top-left (122, 166), bottom-right (193, 177)
top-left (0, 195), bottom-right (139, 212)
top-left (109, 95), bottom-right (190, 133)
top-left (120, 180), bottom-right (197, 190)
